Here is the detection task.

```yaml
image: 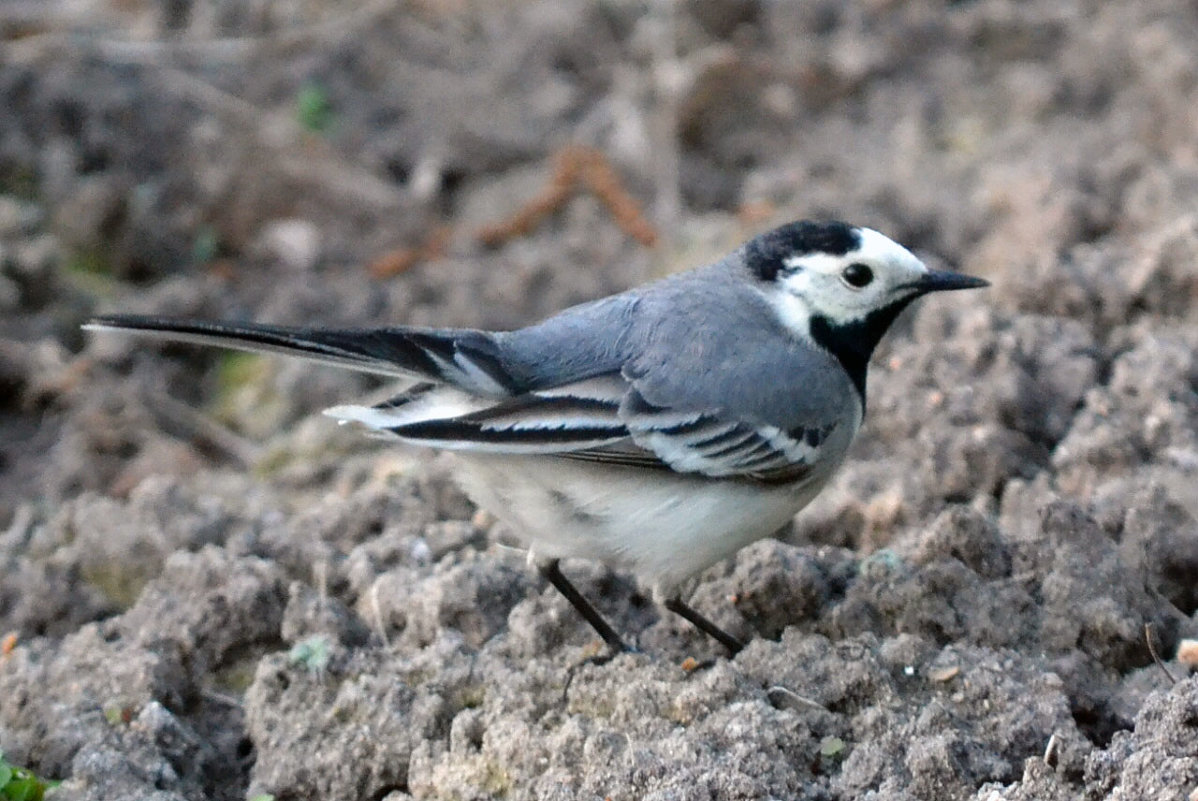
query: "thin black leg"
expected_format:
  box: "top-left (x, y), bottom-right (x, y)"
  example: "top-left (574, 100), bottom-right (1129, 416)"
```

top-left (538, 559), bottom-right (632, 653)
top-left (664, 597), bottom-right (745, 656)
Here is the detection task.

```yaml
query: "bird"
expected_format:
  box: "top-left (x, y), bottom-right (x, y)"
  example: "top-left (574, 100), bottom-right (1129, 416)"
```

top-left (84, 220), bottom-right (988, 656)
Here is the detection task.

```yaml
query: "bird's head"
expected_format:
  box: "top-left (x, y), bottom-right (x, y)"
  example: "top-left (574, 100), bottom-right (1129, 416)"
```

top-left (744, 220), bottom-right (988, 395)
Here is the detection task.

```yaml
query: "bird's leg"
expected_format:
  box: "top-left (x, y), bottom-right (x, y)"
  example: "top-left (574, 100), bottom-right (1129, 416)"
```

top-left (664, 597), bottom-right (745, 656)
top-left (537, 559), bottom-right (632, 653)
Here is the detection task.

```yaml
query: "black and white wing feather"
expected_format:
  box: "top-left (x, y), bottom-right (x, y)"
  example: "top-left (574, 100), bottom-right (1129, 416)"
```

top-left (611, 388), bottom-right (834, 483)
top-left (327, 374), bottom-right (630, 454)
top-left (329, 374), bottom-right (835, 484)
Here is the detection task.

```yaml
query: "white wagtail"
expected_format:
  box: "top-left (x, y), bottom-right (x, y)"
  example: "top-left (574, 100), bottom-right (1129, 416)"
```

top-left (85, 220), bottom-right (987, 655)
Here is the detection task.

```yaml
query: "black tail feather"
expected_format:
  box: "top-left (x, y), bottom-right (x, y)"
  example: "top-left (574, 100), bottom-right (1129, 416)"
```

top-left (84, 314), bottom-right (519, 394)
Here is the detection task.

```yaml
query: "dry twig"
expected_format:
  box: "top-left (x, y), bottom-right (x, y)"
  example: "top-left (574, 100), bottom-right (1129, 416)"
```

top-left (1145, 623), bottom-right (1178, 685)
top-left (369, 225), bottom-right (452, 279)
top-left (476, 145), bottom-right (657, 248)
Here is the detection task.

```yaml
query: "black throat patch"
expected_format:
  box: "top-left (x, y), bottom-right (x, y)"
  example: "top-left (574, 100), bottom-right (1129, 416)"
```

top-left (808, 297), bottom-right (918, 406)
top-left (746, 220), bottom-right (861, 282)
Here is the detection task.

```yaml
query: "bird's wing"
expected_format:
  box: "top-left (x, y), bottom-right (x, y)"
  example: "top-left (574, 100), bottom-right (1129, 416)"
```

top-left (84, 315), bottom-right (522, 396)
top-left (604, 386), bottom-right (834, 483)
top-left (331, 373), bottom-right (835, 484)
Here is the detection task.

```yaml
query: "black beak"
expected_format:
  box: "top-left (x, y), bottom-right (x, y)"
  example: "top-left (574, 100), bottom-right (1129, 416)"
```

top-left (916, 269), bottom-right (990, 293)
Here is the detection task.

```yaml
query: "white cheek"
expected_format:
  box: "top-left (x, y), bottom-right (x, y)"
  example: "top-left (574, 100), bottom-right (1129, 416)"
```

top-left (785, 271), bottom-right (878, 326)
top-left (816, 300), bottom-right (867, 326)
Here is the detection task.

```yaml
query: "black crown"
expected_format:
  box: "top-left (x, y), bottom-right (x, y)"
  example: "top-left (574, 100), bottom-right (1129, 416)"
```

top-left (745, 220), bottom-right (861, 282)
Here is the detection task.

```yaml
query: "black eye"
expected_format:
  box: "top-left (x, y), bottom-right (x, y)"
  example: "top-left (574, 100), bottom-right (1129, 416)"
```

top-left (842, 262), bottom-right (874, 288)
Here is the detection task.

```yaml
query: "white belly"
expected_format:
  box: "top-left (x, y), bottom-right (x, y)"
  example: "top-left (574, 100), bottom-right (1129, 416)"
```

top-left (450, 453), bottom-right (837, 595)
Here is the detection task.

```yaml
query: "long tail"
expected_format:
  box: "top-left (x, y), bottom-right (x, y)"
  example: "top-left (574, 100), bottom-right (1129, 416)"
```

top-left (84, 314), bottom-right (520, 396)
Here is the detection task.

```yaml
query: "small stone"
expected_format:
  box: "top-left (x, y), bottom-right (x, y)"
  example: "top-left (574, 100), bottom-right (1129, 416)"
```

top-left (928, 665), bottom-right (961, 682)
top-left (256, 219), bottom-right (321, 272)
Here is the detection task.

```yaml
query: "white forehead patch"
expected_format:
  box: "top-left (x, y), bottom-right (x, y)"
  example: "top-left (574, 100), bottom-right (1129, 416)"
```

top-left (853, 227), bottom-right (927, 277)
